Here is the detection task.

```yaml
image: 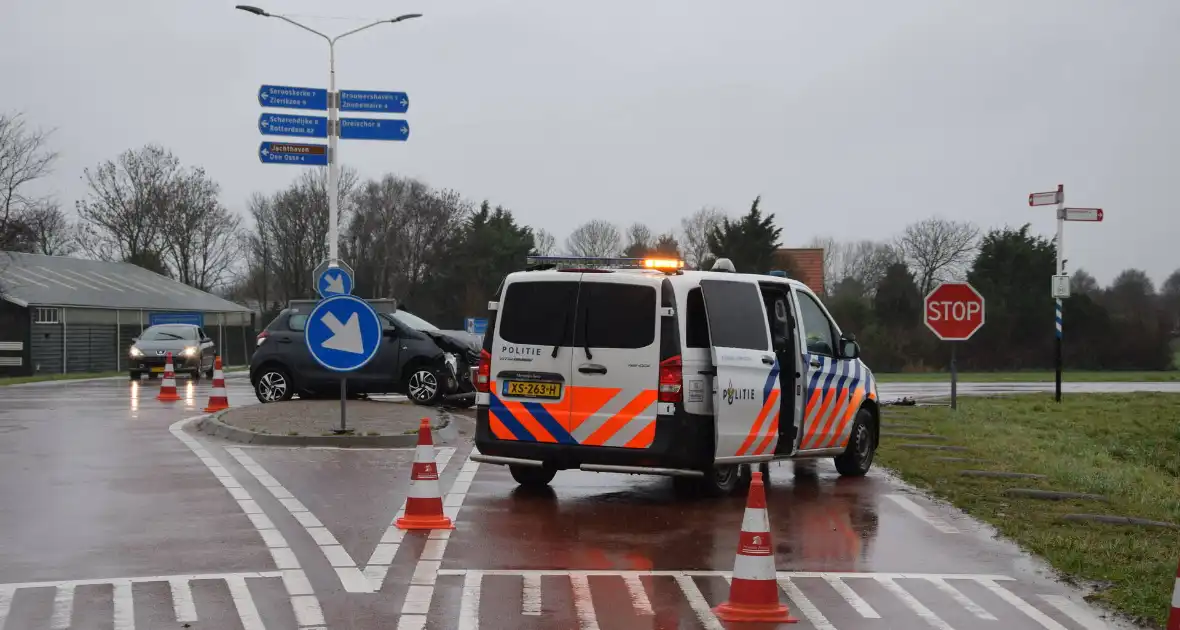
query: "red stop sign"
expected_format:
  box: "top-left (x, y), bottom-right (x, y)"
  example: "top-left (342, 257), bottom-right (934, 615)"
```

top-left (924, 282), bottom-right (985, 341)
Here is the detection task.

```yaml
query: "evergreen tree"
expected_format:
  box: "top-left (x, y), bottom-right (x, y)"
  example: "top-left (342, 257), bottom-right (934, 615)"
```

top-left (705, 196), bottom-right (782, 273)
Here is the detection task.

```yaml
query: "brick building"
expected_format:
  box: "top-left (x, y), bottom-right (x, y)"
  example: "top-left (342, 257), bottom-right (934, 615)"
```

top-left (774, 248), bottom-right (826, 295)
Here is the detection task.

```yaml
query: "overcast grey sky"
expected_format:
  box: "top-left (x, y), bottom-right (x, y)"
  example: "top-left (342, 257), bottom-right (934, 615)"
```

top-left (3, 0), bottom-right (1177, 285)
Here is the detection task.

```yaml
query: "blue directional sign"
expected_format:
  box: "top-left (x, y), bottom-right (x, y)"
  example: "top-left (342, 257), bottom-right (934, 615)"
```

top-left (259, 113), bottom-right (328, 139)
top-left (465, 317), bottom-right (488, 335)
top-left (317, 266), bottom-right (353, 299)
top-left (340, 90), bottom-right (409, 114)
top-left (339, 118), bottom-right (410, 141)
top-left (259, 142), bottom-right (328, 165)
top-left (306, 295), bottom-right (382, 372)
top-left (258, 85), bottom-right (328, 111)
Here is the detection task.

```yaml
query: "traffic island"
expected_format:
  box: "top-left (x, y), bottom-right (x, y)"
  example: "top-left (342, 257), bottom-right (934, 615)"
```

top-left (197, 399), bottom-right (457, 447)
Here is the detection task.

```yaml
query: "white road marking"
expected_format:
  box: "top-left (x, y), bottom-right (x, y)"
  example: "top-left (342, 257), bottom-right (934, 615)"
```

top-left (457, 571), bottom-right (483, 630)
top-left (1039, 594), bottom-right (1110, 630)
top-left (877, 576), bottom-right (955, 630)
top-left (169, 578), bottom-right (198, 622)
top-left (672, 574), bottom-right (724, 630)
top-left (623, 574), bottom-right (654, 616)
top-left (522, 573), bottom-right (542, 615)
top-left (929, 576), bottom-right (997, 620)
top-left (884, 494), bottom-right (961, 534)
top-left (569, 573), bottom-right (602, 630)
top-left (226, 575), bottom-right (266, 630)
top-left (980, 580), bottom-right (1069, 630)
top-left (112, 582), bottom-right (135, 630)
top-left (779, 577), bottom-right (837, 630)
top-left (823, 574), bottom-right (879, 618)
top-left (50, 583), bottom-right (74, 628)
top-left (169, 415), bottom-right (326, 628)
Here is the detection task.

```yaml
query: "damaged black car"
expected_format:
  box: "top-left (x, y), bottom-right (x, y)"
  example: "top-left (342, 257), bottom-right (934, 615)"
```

top-left (250, 300), bottom-right (480, 407)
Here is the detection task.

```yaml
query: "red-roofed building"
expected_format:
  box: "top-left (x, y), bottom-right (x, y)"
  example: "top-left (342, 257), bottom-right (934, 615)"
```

top-left (774, 248), bottom-right (826, 295)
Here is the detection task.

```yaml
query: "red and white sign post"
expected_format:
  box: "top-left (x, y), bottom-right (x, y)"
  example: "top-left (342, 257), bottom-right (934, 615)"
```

top-left (924, 282), bottom-right (986, 409)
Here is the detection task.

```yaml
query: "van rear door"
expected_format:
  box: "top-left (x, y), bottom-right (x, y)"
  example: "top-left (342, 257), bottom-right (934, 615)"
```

top-left (568, 274), bottom-right (661, 449)
top-left (698, 278), bottom-right (779, 462)
top-left (487, 276), bottom-right (580, 444)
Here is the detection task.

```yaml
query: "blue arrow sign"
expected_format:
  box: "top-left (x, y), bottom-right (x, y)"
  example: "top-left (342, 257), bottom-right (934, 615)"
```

top-left (339, 90), bottom-right (409, 113)
top-left (259, 142), bottom-right (328, 166)
top-left (259, 113), bottom-right (328, 139)
top-left (258, 85), bottom-right (328, 111)
top-left (317, 266), bottom-right (353, 299)
top-left (306, 295), bottom-right (383, 372)
top-left (339, 118), bottom-right (410, 141)
top-left (465, 317), bottom-right (488, 335)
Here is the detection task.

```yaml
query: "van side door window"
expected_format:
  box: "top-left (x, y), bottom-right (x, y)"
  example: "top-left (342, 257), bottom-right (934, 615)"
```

top-left (794, 290), bottom-right (855, 451)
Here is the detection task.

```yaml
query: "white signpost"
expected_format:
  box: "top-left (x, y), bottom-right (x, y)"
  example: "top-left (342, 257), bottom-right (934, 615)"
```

top-left (1028, 184), bottom-right (1105, 402)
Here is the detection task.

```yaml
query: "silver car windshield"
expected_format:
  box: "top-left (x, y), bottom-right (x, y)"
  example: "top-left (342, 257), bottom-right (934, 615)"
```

top-left (390, 310), bottom-right (439, 331)
top-left (140, 326), bottom-right (196, 341)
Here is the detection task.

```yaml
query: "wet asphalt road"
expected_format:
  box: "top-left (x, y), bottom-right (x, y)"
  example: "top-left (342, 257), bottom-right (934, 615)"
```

top-left (0, 377), bottom-right (1161, 629)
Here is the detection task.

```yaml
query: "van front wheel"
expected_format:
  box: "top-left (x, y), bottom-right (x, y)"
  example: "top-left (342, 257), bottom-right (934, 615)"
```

top-left (699, 465), bottom-right (741, 497)
top-left (509, 465), bottom-right (556, 488)
top-left (834, 407), bottom-right (876, 476)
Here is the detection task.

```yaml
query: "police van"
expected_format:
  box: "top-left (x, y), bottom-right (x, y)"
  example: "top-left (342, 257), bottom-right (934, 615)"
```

top-left (470, 256), bottom-right (880, 496)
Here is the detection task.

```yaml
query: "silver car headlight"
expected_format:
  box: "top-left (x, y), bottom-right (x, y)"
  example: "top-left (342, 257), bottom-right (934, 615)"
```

top-left (181, 346), bottom-right (198, 357)
top-left (129, 347), bottom-right (143, 358)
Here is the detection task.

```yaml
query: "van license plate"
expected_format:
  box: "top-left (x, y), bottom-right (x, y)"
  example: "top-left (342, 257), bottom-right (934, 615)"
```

top-left (503, 381), bottom-right (562, 399)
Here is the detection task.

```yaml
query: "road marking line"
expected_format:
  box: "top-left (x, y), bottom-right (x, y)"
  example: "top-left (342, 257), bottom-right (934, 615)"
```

top-left (169, 578), bottom-right (198, 622)
top-left (672, 574), bottom-right (724, 630)
top-left (457, 571), bottom-right (482, 630)
top-left (980, 580), bottom-right (1069, 630)
top-left (401, 585), bottom-right (434, 616)
top-left (522, 574), bottom-right (542, 615)
top-left (779, 577), bottom-right (837, 630)
top-left (876, 577), bottom-right (954, 630)
top-left (623, 575), bottom-right (654, 616)
top-left (1039, 594), bottom-right (1109, 630)
top-left (884, 494), bottom-right (961, 534)
top-left (0, 589), bottom-right (12, 629)
top-left (226, 575), bottom-right (266, 630)
top-left (436, 569), bottom-right (1015, 581)
top-left (570, 573), bottom-right (601, 630)
top-left (113, 581), bottom-right (135, 630)
top-left (226, 447), bottom-right (372, 594)
top-left (50, 583), bottom-right (74, 628)
top-left (823, 575), bottom-right (879, 618)
top-left (928, 576), bottom-right (997, 620)
top-left (169, 415), bottom-right (326, 629)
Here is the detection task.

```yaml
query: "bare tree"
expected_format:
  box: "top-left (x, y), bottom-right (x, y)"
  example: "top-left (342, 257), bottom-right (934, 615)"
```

top-left (75, 144), bottom-right (181, 262)
top-left (895, 217), bottom-right (980, 295)
top-left (532, 228), bottom-right (557, 256)
top-left (680, 206), bottom-right (724, 269)
top-left (565, 219), bottom-right (621, 257)
top-left (20, 200), bottom-right (74, 255)
top-left (159, 167), bottom-right (242, 291)
top-left (806, 236), bottom-right (898, 295)
top-left (623, 222), bottom-right (653, 258)
top-left (0, 112), bottom-right (59, 250)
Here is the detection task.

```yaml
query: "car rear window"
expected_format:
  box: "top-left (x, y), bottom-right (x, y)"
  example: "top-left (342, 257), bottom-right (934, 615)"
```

top-left (499, 281), bottom-right (579, 346)
top-left (575, 283), bottom-right (656, 349)
top-left (288, 314), bottom-right (309, 332)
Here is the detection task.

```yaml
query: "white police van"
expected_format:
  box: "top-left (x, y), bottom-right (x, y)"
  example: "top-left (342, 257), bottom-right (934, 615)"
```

top-left (470, 256), bottom-right (880, 496)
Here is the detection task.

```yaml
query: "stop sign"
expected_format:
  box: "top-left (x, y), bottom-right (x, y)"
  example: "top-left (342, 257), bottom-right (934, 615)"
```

top-left (924, 282), bottom-right (985, 341)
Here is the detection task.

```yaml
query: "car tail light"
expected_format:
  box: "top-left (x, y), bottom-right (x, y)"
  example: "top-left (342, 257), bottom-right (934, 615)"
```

top-left (475, 349), bottom-right (491, 393)
top-left (256, 330), bottom-right (269, 347)
top-left (658, 355), bottom-right (682, 403)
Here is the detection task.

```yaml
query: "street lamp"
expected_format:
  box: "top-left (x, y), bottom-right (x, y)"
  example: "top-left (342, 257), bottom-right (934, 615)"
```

top-left (236, 5), bottom-right (422, 268)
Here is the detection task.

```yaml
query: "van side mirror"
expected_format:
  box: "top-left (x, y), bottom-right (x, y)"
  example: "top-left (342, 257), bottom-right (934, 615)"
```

top-left (839, 335), bottom-right (860, 360)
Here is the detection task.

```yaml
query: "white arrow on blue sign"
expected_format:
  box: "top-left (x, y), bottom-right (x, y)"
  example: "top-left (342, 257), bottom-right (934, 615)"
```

top-left (259, 113), bottom-right (327, 139)
top-left (317, 266), bottom-right (353, 298)
top-left (306, 295), bottom-right (383, 372)
top-left (339, 118), bottom-right (410, 141)
top-left (339, 90), bottom-right (409, 114)
top-left (259, 85), bottom-right (328, 111)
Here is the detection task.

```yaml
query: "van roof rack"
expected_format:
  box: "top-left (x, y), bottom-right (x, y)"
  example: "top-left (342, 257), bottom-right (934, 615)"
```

top-left (525, 256), bottom-right (646, 270)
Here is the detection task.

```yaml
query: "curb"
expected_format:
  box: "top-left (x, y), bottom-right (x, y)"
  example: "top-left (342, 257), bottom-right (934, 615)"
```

top-left (195, 410), bottom-right (455, 448)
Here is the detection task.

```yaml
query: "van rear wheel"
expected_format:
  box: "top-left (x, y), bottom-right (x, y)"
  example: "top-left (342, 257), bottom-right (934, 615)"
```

top-left (509, 465), bottom-right (556, 488)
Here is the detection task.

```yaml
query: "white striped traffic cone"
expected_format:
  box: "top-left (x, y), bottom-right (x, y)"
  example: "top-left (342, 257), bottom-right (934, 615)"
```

top-left (713, 471), bottom-right (797, 623)
top-left (157, 352), bottom-right (181, 402)
top-left (203, 356), bottom-right (229, 412)
top-left (396, 419), bottom-right (454, 530)
top-left (1168, 558), bottom-right (1180, 630)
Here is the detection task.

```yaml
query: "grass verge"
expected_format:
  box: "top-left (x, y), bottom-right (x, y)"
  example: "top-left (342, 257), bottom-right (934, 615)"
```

top-left (875, 370), bottom-right (1179, 383)
top-left (876, 393), bottom-right (1180, 628)
top-left (0, 366), bottom-right (247, 386)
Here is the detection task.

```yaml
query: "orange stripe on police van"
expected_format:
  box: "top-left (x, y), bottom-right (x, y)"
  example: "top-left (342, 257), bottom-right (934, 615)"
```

top-left (622, 421), bottom-right (656, 449)
top-left (488, 414), bottom-right (515, 440)
top-left (500, 399), bottom-right (557, 443)
top-left (738, 389), bottom-right (779, 456)
top-left (824, 389), bottom-right (865, 449)
top-left (582, 390), bottom-right (657, 446)
top-left (568, 386), bottom-right (621, 433)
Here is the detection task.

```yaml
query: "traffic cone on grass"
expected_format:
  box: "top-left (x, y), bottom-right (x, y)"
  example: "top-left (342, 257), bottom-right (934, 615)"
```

top-left (712, 471), bottom-right (797, 623)
top-left (1167, 558), bottom-right (1180, 630)
top-left (203, 356), bottom-right (229, 412)
top-left (157, 352), bottom-right (181, 402)
top-left (395, 419), bottom-right (454, 530)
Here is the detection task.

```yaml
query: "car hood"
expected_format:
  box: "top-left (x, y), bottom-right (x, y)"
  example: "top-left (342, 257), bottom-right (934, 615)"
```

top-left (133, 340), bottom-right (196, 353)
top-left (422, 329), bottom-right (481, 357)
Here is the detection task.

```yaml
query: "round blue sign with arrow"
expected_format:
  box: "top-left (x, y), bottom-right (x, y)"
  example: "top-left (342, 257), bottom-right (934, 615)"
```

top-left (305, 294), bottom-right (382, 372)
top-left (317, 266), bottom-right (353, 299)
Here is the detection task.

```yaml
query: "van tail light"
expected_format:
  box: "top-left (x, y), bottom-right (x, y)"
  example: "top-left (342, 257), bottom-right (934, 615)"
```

top-left (256, 331), bottom-right (269, 347)
top-left (475, 349), bottom-right (491, 393)
top-left (658, 355), bottom-right (682, 403)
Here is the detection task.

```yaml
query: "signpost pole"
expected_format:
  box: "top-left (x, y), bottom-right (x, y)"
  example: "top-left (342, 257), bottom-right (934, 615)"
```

top-left (338, 375), bottom-right (349, 434)
top-left (950, 342), bottom-right (958, 410)
top-left (1055, 185), bottom-right (1065, 403)
top-left (327, 42), bottom-right (339, 268)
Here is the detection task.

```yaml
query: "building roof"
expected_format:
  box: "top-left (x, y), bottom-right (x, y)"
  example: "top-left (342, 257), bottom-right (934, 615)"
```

top-left (774, 248), bottom-right (826, 295)
top-left (0, 251), bottom-right (251, 312)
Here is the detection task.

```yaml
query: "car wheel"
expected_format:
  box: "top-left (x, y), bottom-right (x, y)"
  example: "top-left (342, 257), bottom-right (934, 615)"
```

top-left (148, 373), bottom-right (159, 380)
top-left (128, 371), bottom-right (140, 381)
top-left (698, 464), bottom-right (741, 497)
top-left (509, 465), bottom-right (556, 489)
top-left (406, 367), bottom-right (444, 406)
top-left (834, 407), bottom-right (877, 477)
top-left (190, 369), bottom-right (201, 381)
top-left (205, 365), bottom-right (215, 379)
top-left (255, 367), bottom-right (293, 403)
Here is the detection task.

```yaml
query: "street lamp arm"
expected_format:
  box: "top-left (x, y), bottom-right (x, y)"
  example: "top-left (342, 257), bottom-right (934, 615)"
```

top-left (330, 14), bottom-right (420, 44)
top-left (271, 14), bottom-right (331, 44)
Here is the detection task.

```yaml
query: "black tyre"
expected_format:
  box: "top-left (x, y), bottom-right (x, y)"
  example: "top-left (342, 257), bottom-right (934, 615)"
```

top-left (128, 371), bottom-right (140, 381)
top-left (758, 461), bottom-right (771, 480)
top-left (834, 407), bottom-right (877, 476)
top-left (254, 366), bottom-right (294, 403)
top-left (509, 465), bottom-right (557, 489)
top-left (406, 366), bottom-right (444, 406)
top-left (190, 369), bottom-right (201, 381)
top-left (147, 372), bottom-right (159, 380)
top-left (698, 465), bottom-right (742, 497)
top-left (205, 365), bottom-right (215, 379)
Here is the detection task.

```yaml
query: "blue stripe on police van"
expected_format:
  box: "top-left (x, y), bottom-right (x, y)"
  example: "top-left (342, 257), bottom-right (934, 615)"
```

top-left (489, 395), bottom-right (536, 441)
top-left (521, 402), bottom-right (578, 445)
top-left (762, 358), bottom-right (780, 405)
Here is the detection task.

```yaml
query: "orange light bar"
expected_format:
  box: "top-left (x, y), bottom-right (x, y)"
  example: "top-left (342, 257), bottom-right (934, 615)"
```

top-left (643, 258), bottom-right (684, 270)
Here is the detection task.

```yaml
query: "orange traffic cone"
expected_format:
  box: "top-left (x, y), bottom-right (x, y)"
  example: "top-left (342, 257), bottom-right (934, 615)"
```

top-left (713, 471), bottom-right (797, 623)
top-left (157, 352), bottom-right (181, 402)
top-left (1168, 558), bottom-right (1180, 630)
top-left (396, 419), bottom-right (454, 530)
top-left (203, 356), bottom-right (229, 412)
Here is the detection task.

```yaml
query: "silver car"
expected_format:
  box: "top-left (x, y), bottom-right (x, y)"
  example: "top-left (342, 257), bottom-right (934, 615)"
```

top-left (128, 324), bottom-right (217, 380)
